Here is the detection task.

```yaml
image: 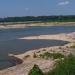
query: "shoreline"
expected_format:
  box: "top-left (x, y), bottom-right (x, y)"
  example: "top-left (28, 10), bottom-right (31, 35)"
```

top-left (14, 32), bottom-right (75, 60)
top-left (18, 33), bottom-right (75, 42)
top-left (0, 22), bottom-right (75, 29)
top-left (14, 31), bottom-right (75, 59)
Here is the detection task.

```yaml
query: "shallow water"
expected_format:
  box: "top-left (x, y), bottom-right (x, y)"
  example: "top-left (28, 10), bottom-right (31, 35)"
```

top-left (0, 26), bottom-right (75, 70)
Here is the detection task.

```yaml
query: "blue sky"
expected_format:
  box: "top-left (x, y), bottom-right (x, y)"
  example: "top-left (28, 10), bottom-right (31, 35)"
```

top-left (0, 0), bottom-right (75, 17)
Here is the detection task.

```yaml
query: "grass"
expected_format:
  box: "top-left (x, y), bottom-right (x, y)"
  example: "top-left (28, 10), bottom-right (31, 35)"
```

top-left (28, 54), bottom-right (75, 75)
top-left (39, 52), bottom-right (64, 59)
top-left (46, 54), bottom-right (75, 75)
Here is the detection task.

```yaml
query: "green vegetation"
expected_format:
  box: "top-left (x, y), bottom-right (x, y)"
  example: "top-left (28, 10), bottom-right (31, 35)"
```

top-left (33, 53), bottom-right (37, 58)
top-left (47, 54), bottom-right (75, 75)
top-left (70, 45), bottom-right (75, 48)
top-left (28, 54), bottom-right (75, 75)
top-left (28, 64), bottom-right (44, 75)
top-left (0, 16), bottom-right (75, 23)
top-left (39, 52), bottom-right (64, 59)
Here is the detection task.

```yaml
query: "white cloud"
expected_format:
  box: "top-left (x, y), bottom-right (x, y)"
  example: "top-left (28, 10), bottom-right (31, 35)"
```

top-left (25, 8), bottom-right (29, 11)
top-left (58, 1), bottom-right (70, 6)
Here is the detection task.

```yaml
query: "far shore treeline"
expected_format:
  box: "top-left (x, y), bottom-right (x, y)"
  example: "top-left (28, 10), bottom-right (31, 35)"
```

top-left (0, 15), bottom-right (75, 23)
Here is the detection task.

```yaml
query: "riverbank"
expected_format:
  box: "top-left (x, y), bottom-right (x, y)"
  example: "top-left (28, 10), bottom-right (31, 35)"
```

top-left (0, 22), bottom-right (75, 29)
top-left (0, 42), bottom-right (75, 75)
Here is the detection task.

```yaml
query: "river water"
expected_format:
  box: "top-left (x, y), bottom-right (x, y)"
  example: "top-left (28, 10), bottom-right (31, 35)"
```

top-left (0, 26), bottom-right (75, 70)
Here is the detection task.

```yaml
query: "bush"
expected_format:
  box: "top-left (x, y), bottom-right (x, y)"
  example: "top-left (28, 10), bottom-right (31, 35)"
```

top-left (39, 52), bottom-right (64, 59)
top-left (23, 55), bottom-right (30, 59)
top-left (28, 64), bottom-right (44, 75)
top-left (47, 54), bottom-right (75, 75)
top-left (70, 45), bottom-right (75, 48)
top-left (33, 53), bottom-right (37, 58)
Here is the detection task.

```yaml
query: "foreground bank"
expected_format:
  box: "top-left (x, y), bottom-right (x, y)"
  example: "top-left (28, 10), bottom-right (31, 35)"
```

top-left (0, 42), bottom-right (75, 75)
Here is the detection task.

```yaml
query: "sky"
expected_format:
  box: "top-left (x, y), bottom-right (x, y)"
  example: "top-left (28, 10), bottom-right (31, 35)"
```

top-left (0, 0), bottom-right (75, 17)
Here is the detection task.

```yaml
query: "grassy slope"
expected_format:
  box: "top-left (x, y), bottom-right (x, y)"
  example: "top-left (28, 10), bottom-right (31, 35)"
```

top-left (28, 54), bottom-right (75, 75)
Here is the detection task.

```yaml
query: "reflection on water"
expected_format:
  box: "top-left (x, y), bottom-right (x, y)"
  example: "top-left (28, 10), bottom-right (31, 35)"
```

top-left (0, 26), bottom-right (75, 70)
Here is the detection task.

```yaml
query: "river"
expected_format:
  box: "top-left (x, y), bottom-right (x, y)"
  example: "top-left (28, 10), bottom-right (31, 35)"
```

top-left (0, 26), bottom-right (75, 70)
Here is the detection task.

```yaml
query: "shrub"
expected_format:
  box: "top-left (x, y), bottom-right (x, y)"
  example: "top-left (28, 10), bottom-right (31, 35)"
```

top-left (43, 49), bottom-right (46, 51)
top-left (70, 45), bottom-right (75, 48)
top-left (28, 64), bottom-right (44, 75)
top-left (39, 52), bottom-right (64, 59)
top-left (37, 51), bottom-right (41, 53)
top-left (47, 54), bottom-right (75, 75)
top-left (51, 53), bottom-right (64, 59)
top-left (59, 46), bottom-right (62, 49)
top-left (23, 55), bottom-right (30, 59)
top-left (33, 53), bottom-right (37, 58)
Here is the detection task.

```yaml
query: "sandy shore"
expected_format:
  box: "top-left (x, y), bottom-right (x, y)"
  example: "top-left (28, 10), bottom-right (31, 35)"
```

top-left (0, 22), bottom-right (75, 29)
top-left (0, 31), bottom-right (75, 75)
top-left (0, 24), bottom-right (28, 29)
top-left (18, 32), bottom-right (75, 42)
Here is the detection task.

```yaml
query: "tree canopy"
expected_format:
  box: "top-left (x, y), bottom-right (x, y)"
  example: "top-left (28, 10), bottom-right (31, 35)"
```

top-left (0, 15), bottom-right (75, 23)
